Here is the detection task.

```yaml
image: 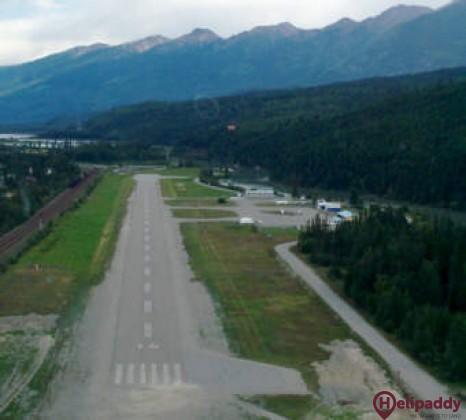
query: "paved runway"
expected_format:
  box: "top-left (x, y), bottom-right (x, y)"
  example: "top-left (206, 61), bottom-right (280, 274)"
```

top-left (40, 175), bottom-right (307, 419)
top-left (110, 177), bottom-right (186, 388)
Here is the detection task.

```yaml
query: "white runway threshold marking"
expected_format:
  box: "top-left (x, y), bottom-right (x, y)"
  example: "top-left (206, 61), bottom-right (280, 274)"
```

top-left (144, 322), bottom-right (153, 339)
top-left (144, 300), bottom-right (153, 314)
top-left (151, 364), bottom-right (159, 385)
top-left (127, 364), bottom-right (135, 385)
top-left (114, 363), bottom-right (182, 386)
top-left (114, 364), bottom-right (123, 385)
top-left (174, 363), bottom-right (182, 384)
top-left (162, 363), bottom-right (170, 385)
top-left (140, 363), bottom-right (147, 384)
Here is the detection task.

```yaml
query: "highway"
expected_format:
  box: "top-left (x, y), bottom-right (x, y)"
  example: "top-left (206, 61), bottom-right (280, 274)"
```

top-left (40, 175), bottom-right (307, 419)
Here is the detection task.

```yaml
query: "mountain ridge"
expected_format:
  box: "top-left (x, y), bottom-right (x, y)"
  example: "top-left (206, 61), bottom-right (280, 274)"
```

top-left (0, 1), bottom-right (465, 124)
top-left (4, 4), bottom-right (438, 63)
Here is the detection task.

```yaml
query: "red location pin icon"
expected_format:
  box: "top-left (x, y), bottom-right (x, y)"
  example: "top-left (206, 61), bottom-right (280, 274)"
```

top-left (373, 391), bottom-right (397, 419)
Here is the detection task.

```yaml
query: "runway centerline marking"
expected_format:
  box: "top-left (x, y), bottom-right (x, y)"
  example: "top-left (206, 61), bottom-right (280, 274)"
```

top-left (144, 254), bottom-right (151, 263)
top-left (144, 244), bottom-right (151, 252)
top-left (144, 300), bottom-right (153, 314)
top-left (144, 282), bottom-right (152, 294)
top-left (144, 322), bottom-right (153, 339)
top-left (144, 267), bottom-right (151, 277)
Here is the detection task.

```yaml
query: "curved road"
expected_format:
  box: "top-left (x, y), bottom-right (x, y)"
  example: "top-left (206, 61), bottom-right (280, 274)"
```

top-left (276, 242), bottom-right (465, 416)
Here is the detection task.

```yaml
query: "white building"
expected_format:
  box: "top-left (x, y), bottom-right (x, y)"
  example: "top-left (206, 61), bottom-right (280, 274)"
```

top-left (316, 198), bottom-right (326, 210)
top-left (316, 198), bottom-right (341, 212)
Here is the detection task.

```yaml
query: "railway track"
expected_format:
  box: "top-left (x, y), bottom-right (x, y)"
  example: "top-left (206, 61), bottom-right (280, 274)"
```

top-left (0, 169), bottom-right (101, 259)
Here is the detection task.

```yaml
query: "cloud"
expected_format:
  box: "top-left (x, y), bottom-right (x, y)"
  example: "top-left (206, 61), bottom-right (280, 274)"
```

top-left (0, 0), bottom-right (452, 66)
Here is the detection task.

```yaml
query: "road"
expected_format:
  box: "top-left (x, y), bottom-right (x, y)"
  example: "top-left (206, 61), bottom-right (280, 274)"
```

top-left (40, 175), bottom-right (307, 419)
top-left (276, 242), bottom-right (466, 417)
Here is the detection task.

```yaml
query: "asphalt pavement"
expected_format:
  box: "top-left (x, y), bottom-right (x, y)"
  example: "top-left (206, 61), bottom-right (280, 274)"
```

top-left (40, 175), bottom-right (307, 420)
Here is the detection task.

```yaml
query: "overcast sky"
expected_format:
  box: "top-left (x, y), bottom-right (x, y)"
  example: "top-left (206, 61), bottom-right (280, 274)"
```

top-left (0, 0), bottom-right (452, 66)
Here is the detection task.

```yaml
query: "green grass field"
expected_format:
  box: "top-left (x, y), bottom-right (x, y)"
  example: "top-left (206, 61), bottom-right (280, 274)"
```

top-left (181, 223), bottom-right (357, 417)
top-left (0, 173), bottom-right (134, 316)
top-left (0, 335), bottom-right (37, 391)
top-left (157, 167), bottom-right (201, 177)
top-left (0, 172), bottom-right (133, 417)
top-left (166, 198), bottom-right (235, 207)
top-left (172, 209), bottom-right (237, 219)
top-left (161, 178), bottom-right (236, 198)
top-left (125, 166), bottom-right (201, 177)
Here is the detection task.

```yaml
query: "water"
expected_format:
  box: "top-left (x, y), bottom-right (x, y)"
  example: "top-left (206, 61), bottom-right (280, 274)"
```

top-left (0, 133), bottom-right (97, 148)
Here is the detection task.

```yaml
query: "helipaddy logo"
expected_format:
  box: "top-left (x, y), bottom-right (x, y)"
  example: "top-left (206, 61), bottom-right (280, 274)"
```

top-left (373, 391), bottom-right (463, 419)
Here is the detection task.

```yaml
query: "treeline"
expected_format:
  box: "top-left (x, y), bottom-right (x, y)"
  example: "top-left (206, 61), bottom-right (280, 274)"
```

top-left (206, 79), bottom-right (466, 208)
top-left (0, 149), bottom-right (80, 235)
top-left (69, 142), bottom-right (168, 164)
top-left (298, 207), bottom-right (466, 381)
top-left (50, 66), bottom-right (466, 208)
top-left (54, 66), bottom-right (466, 146)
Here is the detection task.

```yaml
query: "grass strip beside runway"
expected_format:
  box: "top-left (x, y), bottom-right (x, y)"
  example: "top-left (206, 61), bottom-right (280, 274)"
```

top-left (0, 173), bottom-right (134, 316)
top-left (0, 172), bottom-right (134, 417)
top-left (156, 167), bottom-right (201, 177)
top-left (181, 223), bottom-right (356, 418)
top-left (172, 209), bottom-right (236, 219)
top-left (161, 178), bottom-right (236, 198)
top-left (166, 198), bottom-right (235, 207)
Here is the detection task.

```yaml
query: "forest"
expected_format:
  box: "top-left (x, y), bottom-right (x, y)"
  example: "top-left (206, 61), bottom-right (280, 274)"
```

top-left (53, 66), bottom-right (466, 209)
top-left (0, 148), bottom-right (80, 235)
top-left (70, 142), bottom-right (168, 164)
top-left (56, 66), bottom-right (466, 145)
top-left (204, 79), bottom-right (466, 209)
top-left (298, 207), bottom-right (466, 381)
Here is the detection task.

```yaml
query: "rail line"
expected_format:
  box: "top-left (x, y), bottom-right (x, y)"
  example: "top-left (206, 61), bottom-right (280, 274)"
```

top-left (0, 169), bottom-right (101, 259)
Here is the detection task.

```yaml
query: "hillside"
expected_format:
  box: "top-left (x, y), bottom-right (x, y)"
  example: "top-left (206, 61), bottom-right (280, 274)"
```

top-left (211, 77), bottom-right (466, 208)
top-left (1, 1), bottom-right (466, 123)
top-left (64, 66), bottom-right (466, 144)
top-left (72, 66), bottom-right (466, 208)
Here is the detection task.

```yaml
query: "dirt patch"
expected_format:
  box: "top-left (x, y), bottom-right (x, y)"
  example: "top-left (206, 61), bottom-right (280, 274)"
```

top-left (0, 314), bottom-right (58, 414)
top-left (0, 334), bottom-right (54, 414)
top-left (312, 339), bottom-right (409, 418)
top-left (0, 314), bottom-right (58, 334)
